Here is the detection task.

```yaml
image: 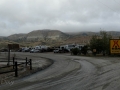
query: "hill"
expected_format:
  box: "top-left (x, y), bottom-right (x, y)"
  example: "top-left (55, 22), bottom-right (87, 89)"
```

top-left (7, 34), bottom-right (26, 41)
top-left (0, 30), bottom-right (120, 47)
top-left (26, 29), bottom-right (69, 41)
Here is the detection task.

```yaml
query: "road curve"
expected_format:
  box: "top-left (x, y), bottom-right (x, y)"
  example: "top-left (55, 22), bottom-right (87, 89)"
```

top-left (1, 52), bottom-right (120, 90)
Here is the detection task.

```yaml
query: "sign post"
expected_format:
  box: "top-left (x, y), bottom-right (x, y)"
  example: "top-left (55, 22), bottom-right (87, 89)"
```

top-left (93, 49), bottom-right (96, 56)
top-left (110, 39), bottom-right (120, 54)
top-left (8, 44), bottom-right (19, 66)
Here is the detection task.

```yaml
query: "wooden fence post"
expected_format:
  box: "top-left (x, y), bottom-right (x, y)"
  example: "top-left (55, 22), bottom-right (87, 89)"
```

top-left (15, 61), bottom-right (18, 77)
top-left (7, 48), bottom-right (10, 66)
top-left (30, 59), bottom-right (32, 70)
top-left (13, 57), bottom-right (15, 69)
top-left (26, 57), bottom-right (27, 67)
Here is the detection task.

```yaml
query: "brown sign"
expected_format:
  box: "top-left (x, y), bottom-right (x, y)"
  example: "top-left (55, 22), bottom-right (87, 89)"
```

top-left (8, 44), bottom-right (19, 49)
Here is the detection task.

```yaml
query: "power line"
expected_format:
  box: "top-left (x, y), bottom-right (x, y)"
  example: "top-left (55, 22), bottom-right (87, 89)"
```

top-left (97, 0), bottom-right (116, 12)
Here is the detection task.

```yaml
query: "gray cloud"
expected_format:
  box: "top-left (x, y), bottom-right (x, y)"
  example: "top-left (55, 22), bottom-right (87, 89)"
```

top-left (0, 0), bottom-right (120, 36)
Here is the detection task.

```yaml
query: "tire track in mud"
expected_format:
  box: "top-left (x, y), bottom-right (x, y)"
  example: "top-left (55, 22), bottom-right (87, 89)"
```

top-left (80, 58), bottom-right (120, 90)
top-left (0, 52), bottom-right (81, 90)
top-left (44, 57), bottom-right (120, 90)
top-left (1, 52), bottom-right (120, 90)
top-left (35, 60), bottom-right (98, 90)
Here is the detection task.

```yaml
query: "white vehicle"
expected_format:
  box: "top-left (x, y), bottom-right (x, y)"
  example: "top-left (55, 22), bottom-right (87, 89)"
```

top-left (59, 44), bottom-right (75, 52)
top-left (64, 44), bottom-right (75, 52)
top-left (75, 44), bottom-right (84, 50)
top-left (59, 44), bottom-right (84, 52)
top-left (30, 49), bottom-right (40, 53)
top-left (40, 45), bottom-right (50, 50)
top-left (35, 46), bottom-right (41, 50)
top-left (53, 48), bottom-right (60, 53)
top-left (35, 45), bottom-right (50, 52)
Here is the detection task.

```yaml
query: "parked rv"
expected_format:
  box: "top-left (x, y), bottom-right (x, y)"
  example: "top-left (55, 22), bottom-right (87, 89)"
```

top-left (59, 44), bottom-right (75, 52)
top-left (34, 45), bottom-right (50, 52)
top-left (75, 44), bottom-right (84, 50)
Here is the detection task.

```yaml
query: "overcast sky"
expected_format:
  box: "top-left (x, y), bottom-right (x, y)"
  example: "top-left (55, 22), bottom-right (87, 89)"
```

top-left (0, 0), bottom-right (120, 36)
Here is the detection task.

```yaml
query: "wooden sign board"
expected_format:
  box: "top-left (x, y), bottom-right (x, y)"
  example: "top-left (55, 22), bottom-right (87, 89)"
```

top-left (8, 44), bottom-right (19, 49)
top-left (93, 49), bottom-right (96, 52)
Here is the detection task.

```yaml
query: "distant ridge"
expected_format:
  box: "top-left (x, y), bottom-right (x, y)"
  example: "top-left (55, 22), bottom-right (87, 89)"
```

top-left (0, 30), bottom-right (120, 46)
top-left (8, 34), bottom-right (26, 41)
top-left (6, 29), bottom-right (70, 42)
top-left (26, 29), bottom-right (69, 41)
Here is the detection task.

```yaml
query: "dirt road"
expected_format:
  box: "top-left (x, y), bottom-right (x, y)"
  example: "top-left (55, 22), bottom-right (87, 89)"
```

top-left (0, 52), bottom-right (120, 90)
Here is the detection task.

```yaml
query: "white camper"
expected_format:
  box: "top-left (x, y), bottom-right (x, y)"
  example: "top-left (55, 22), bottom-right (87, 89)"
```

top-left (75, 44), bottom-right (84, 50)
top-left (60, 44), bottom-right (75, 52)
top-left (35, 46), bottom-right (41, 50)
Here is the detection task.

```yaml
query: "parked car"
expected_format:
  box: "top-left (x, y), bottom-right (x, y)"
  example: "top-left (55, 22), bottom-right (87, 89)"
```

top-left (0, 48), bottom-right (8, 52)
top-left (22, 47), bottom-right (30, 52)
top-left (30, 49), bottom-right (40, 53)
top-left (53, 48), bottom-right (60, 53)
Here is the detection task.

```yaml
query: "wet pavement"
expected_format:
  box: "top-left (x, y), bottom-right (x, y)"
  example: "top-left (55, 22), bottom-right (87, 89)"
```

top-left (0, 52), bottom-right (120, 90)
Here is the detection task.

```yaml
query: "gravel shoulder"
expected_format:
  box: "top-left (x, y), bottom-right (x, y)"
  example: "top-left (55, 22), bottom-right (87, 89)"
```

top-left (0, 52), bottom-right (53, 85)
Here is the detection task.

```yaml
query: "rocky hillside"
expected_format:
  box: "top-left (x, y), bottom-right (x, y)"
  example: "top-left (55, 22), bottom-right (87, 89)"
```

top-left (7, 34), bottom-right (26, 41)
top-left (1, 30), bottom-right (120, 47)
top-left (26, 29), bottom-right (69, 41)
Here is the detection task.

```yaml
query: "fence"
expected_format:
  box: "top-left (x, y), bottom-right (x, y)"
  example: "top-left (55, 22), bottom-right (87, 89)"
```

top-left (0, 57), bottom-right (32, 77)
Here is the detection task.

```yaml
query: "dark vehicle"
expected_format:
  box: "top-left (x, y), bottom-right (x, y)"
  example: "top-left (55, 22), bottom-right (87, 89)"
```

top-left (0, 48), bottom-right (8, 52)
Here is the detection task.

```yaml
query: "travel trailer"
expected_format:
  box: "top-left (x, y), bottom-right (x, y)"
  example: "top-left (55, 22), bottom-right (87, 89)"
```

top-left (60, 44), bottom-right (75, 52)
top-left (59, 44), bottom-right (84, 52)
top-left (35, 45), bottom-right (50, 52)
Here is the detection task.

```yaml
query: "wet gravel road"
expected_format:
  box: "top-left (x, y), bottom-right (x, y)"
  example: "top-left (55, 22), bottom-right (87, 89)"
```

top-left (1, 52), bottom-right (120, 90)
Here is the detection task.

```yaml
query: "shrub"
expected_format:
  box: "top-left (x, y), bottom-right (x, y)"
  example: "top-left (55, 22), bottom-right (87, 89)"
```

top-left (71, 48), bottom-right (80, 55)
